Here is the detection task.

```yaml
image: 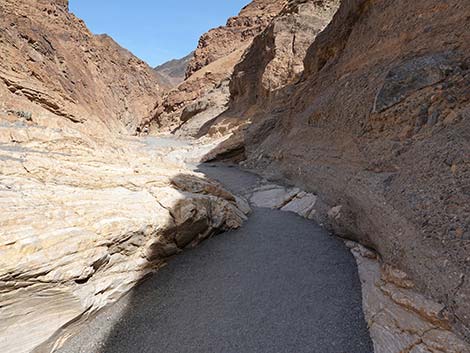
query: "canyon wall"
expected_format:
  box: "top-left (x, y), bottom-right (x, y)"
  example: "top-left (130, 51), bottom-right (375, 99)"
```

top-left (143, 0), bottom-right (288, 135)
top-left (0, 0), bottom-right (162, 134)
top-left (230, 0), bottom-right (340, 111)
top-left (0, 122), bottom-right (247, 353)
top-left (198, 0), bottom-right (340, 144)
top-left (235, 0), bottom-right (470, 341)
top-left (1, 0), bottom-right (469, 350)
top-left (154, 0), bottom-right (470, 346)
top-left (0, 1), bottom-right (248, 352)
top-left (186, 0), bottom-right (288, 77)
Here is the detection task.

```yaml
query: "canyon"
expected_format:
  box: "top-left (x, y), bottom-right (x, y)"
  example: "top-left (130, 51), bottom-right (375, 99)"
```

top-left (0, 0), bottom-right (469, 352)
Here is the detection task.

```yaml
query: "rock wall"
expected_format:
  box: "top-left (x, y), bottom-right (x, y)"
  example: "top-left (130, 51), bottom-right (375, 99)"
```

top-left (0, 0), bottom-right (162, 134)
top-left (145, 53), bottom-right (240, 135)
top-left (196, 0), bottom-right (340, 161)
top-left (240, 0), bottom-right (470, 341)
top-left (230, 0), bottom-right (340, 110)
top-left (2, 0), bottom-right (469, 350)
top-left (143, 0), bottom-right (288, 136)
top-left (186, 0), bottom-right (288, 78)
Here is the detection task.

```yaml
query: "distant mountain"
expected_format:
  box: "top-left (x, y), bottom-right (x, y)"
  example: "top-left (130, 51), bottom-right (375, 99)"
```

top-left (154, 52), bottom-right (194, 89)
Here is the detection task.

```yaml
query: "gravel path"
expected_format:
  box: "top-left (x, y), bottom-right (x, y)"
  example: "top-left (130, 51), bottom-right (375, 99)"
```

top-left (57, 163), bottom-right (373, 353)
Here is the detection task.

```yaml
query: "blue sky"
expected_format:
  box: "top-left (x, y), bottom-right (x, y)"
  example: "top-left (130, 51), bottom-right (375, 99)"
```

top-left (69, 0), bottom-right (251, 67)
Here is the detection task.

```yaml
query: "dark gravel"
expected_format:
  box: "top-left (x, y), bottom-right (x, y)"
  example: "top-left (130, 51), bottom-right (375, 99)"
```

top-left (57, 164), bottom-right (373, 353)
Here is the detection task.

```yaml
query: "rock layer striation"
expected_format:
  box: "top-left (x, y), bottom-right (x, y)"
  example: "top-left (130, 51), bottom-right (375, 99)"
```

top-left (0, 0), bottom-right (162, 134)
top-left (237, 0), bottom-right (470, 342)
top-left (0, 117), bottom-right (247, 353)
top-left (0, 2), bottom-right (247, 352)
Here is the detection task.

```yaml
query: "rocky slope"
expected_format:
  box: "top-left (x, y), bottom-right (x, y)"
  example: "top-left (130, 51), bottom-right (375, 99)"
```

top-left (186, 0), bottom-right (288, 77)
top-left (142, 0), bottom-right (288, 135)
top-left (0, 0), bottom-right (162, 134)
top-left (201, 0), bottom-right (340, 144)
top-left (234, 0), bottom-right (470, 343)
top-left (154, 52), bottom-right (194, 89)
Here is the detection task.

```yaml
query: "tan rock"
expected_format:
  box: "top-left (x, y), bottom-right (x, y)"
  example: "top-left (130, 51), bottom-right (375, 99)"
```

top-left (349, 242), bottom-right (470, 353)
top-left (0, 0), bottom-right (162, 136)
top-left (230, 0), bottom-right (340, 109)
top-left (186, 0), bottom-right (288, 78)
top-left (143, 0), bottom-right (288, 136)
top-left (0, 118), bottom-right (246, 353)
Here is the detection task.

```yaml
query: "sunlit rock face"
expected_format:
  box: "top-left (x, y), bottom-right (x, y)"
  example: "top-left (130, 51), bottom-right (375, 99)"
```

top-left (0, 0), bottom-right (162, 135)
top-left (0, 115), bottom-right (248, 353)
top-left (191, 0), bottom-right (341, 162)
top-left (185, 0), bottom-right (289, 78)
top-left (142, 0), bottom-right (288, 136)
top-left (229, 0), bottom-right (341, 110)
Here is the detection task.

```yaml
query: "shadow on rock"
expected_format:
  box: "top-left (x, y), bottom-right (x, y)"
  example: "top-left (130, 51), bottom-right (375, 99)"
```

top-left (55, 165), bottom-right (373, 353)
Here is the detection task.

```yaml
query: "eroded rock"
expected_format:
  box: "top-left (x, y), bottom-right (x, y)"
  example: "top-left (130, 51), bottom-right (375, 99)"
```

top-left (186, 0), bottom-right (288, 78)
top-left (0, 0), bottom-right (162, 135)
top-left (239, 0), bottom-right (470, 341)
top-left (142, 0), bottom-right (288, 135)
top-left (0, 118), bottom-right (247, 353)
top-left (347, 241), bottom-right (470, 353)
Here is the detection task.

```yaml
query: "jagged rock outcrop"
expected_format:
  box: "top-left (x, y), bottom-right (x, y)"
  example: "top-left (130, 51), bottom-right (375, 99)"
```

top-left (186, 0), bottom-right (288, 78)
top-left (230, 0), bottom-right (340, 110)
top-left (239, 0), bottom-right (470, 343)
top-left (196, 0), bottom-right (340, 160)
top-left (0, 0), bottom-right (162, 134)
top-left (145, 63), bottom-right (236, 135)
top-left (143, 0), bottom-right (288, 136)
top-left (154, 52), bottom-right (194, 89)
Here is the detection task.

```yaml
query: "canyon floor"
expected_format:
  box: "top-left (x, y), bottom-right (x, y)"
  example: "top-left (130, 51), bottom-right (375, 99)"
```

top-left (57, 162), bottom-right (374, 353)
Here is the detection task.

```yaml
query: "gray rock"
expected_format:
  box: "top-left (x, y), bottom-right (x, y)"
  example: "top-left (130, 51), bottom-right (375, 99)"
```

top-left (374, 53), bottom-right (453, 113)
top-left (250, 185), bottom-right (299, 208)
top-left (427, 110), bottom-right (440, 126)
top-left (180, 99), bottom-right (211, 122)
top-left (281, 192), bottom-right (318, 218)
